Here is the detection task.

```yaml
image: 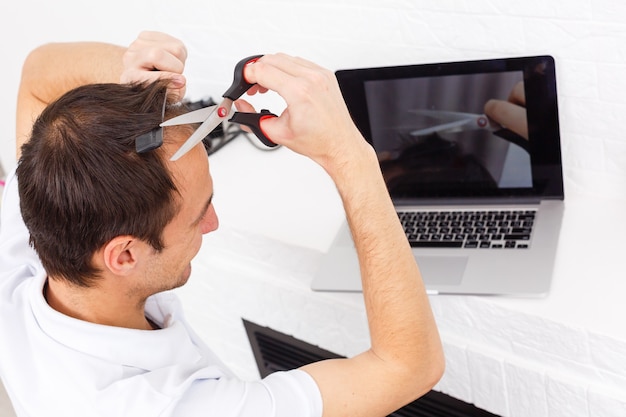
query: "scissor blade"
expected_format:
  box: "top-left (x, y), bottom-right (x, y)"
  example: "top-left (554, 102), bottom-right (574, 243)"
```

top-left (160, 106), bottom-right (217, 127)
top-left (169, 109), bottom-right (227, 161)
top-left (408, 109), bottom-right (494, 136)
top-left (409, 109), bottom-right (476, 122)
top-left (410, 118), bottom-right (473, 136)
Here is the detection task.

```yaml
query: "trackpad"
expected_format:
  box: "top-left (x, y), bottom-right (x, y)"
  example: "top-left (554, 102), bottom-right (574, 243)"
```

top-left (415, 255), bottom-right (467, 286)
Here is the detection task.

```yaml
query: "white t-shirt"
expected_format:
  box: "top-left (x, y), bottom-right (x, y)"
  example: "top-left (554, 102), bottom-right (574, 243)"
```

top-left (0, 170), bottom-right (322, 417)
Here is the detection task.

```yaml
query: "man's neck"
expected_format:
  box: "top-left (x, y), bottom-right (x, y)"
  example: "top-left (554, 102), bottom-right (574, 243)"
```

top-left (44, 277), bottom-right (155, 330)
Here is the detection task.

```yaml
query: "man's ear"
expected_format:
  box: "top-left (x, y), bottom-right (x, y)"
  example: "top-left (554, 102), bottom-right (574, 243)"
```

top-left (101, 236), bottom-right (142, 276)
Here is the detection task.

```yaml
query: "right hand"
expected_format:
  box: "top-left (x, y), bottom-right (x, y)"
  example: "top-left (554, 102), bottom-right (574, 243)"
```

top-left (120, 31), bottom-right (188, 102)
top-left (236, 53), bottom-right (370, 173)
top-left (484, 80), bottom-right (528, 140)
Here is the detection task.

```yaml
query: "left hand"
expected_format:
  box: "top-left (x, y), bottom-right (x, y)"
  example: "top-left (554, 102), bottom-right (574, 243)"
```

top-left (120, 31), bottom-right (188, 102)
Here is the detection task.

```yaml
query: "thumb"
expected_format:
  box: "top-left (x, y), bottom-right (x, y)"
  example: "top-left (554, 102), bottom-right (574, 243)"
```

top-left (258, 109), bottom-right (292, 146)
top-left (234, 100), bottom-right (288, 145)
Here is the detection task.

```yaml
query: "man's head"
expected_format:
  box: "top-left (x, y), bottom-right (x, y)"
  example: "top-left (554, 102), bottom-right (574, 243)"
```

top-left (17, 80), bottom-right (216, 289)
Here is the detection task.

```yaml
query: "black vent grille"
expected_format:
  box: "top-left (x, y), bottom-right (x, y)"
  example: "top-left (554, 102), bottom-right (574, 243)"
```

top-left (388, 391), bottom-right (498, 417)
top-left (254, 331), bottom-right (343, 375)
top-left (243, 319), bottom-right (499, 417)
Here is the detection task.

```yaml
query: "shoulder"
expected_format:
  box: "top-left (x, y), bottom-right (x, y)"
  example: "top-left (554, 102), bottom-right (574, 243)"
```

top-left (0, 170), bottom-right (42, 290)
top-left (171, 369), bottom-right (322, 417)
top-left (1, 169), bottom-right (37, 245)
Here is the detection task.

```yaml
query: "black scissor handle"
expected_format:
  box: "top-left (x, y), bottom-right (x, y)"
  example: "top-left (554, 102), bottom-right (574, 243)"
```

top-left (223, 54), bottom-right (264, 100)
top-left (229, 110), bottom-right (278, 147)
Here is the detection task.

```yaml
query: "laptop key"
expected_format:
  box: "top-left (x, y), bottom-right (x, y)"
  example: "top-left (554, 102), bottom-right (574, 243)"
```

top-left (504, 233), bottom-right (530, 240)
top-left (410, 240), bottom-right (464, 248)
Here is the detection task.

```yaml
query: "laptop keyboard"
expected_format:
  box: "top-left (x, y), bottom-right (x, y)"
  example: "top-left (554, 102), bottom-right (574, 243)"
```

top-left (398, 209), bottom-right (536, 249)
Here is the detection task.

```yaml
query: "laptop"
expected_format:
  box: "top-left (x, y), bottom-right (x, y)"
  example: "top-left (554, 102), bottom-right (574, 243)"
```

top-left (311, 55), bottom-right (564, 296)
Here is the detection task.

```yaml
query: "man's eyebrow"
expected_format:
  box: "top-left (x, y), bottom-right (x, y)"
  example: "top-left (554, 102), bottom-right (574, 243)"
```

top-left (191, 193), bottom-right (213, 227)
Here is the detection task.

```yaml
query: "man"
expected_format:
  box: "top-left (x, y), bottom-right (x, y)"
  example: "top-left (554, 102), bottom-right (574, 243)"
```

top-left (0, 31), bottom-right (444, 416)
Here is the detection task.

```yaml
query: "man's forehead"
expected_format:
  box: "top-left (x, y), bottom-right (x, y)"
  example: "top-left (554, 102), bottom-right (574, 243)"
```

top-left (164, 140), bottom-right (212, 205)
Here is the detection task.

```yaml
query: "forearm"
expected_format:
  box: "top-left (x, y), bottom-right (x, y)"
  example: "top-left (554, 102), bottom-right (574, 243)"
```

top-left (16, 42), bottom-right (125, 157)
top-left (303, 141), bottom-right (444, 416)
top-left (331, 142), bottom-right (443, 375)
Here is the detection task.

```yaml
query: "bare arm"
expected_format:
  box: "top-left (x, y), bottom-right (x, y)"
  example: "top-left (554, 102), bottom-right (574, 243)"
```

top-left (242, 54), bottom-right (445, 417)
top-left (305, 143), bottom-right (444, 417)
top-left (15, 42), bottom-right (125, 158)
top-left (15, 31), bottom-right (187, 159)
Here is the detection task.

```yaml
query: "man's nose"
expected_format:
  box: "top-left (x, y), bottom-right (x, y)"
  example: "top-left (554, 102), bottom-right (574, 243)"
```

top-left (200, 204), bottom-right (219, 234)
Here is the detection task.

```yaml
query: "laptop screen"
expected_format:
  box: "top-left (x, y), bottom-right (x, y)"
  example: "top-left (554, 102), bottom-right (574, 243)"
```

top-left (336, 56), bottom-right (564, 203)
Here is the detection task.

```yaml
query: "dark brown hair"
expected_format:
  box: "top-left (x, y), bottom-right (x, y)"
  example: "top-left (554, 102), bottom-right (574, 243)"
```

top-left (17, 80), bottom-right (190, 287)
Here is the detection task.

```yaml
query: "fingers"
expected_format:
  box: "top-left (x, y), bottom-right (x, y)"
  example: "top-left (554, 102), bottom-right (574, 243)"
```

top-left (243, 54), bottom-right (333, 143)
top-left (245, 86), bottom-right (268, 95)
top-left (484, 99), bottom-right (528, 140)
top-left (239, 53), bottom-right (365, 169)
top-left (508, 81), bottom-right (526, 106)
top-left (243, 54), bottom-right (328, 102)
top-left (232, 99), bottom-right (255, 134)
top-left (234, 99), bottom-right (255, 113)
top-left (120, 31), bottom-right (188, 101)
top-left (484, 81), bottom-right (528, 140)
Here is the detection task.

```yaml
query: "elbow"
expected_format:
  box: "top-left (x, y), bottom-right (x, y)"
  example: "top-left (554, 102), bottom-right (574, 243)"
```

top-left (22, 44), bottom-right (48, 72)
top-left (405, 341), bottom-right (446, 400)
top-left (424, 327), bottom-right (446, 391)
top-left (419, 348), bottom-right (445, 394)
top-left (425, 349), bottom-right (446, 391)
top-left (20, 44), bottom-right (52, 88)
top-left (384, 348), bottom-right (445, 410)
top-left (21, 42), bottom-right (68, 85)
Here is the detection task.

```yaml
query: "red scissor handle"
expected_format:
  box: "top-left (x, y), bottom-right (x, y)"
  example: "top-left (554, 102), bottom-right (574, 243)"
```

top-left (223, 55), bottom-right (263, 100)
top-left (229, 110), bottom-right (278, 147)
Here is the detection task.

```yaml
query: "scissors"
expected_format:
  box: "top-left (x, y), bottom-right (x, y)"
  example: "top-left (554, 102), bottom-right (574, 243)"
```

top-left (407, 109), bottom-right (495, 137)
top-left (407, 109), bottom-right (529, 151)
top-left (162, 55), bottom-right (278, 161)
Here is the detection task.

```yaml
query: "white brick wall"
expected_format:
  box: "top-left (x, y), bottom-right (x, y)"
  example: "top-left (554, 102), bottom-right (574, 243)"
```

top-left (430, 295), bottom-right (626, 415)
